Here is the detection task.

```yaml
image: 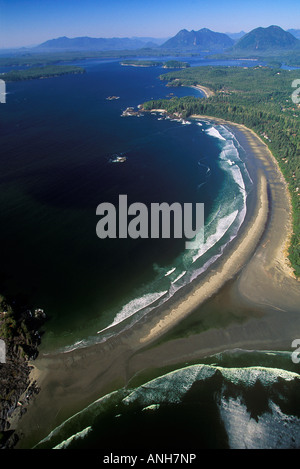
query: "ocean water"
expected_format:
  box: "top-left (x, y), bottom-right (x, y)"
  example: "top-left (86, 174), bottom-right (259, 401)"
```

top-left (0, 58), bottom-right (252, 352)
top-left (33, 349), bottom-right (300, 450)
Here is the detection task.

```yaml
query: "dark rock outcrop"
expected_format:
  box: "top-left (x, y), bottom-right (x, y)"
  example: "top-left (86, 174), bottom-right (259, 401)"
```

top-left (0, 298), bottom-right (45, 448)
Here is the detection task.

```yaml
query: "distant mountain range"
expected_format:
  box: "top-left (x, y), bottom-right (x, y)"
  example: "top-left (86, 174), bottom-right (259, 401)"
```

top-left (35, 25), bottom-right (300, 54)
top-left (225, 31), bottom-right (247, 41)
top-left (288, 29), bottom-right (300, 39)
top-left (36, 36), bottom-right (162, 51)
top-left (160, 28), bottom-right (234, 50)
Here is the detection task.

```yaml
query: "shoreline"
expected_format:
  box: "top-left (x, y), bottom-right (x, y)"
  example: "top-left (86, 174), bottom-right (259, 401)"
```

top-left (189, 85), bottom-right (215, 98)
top-left (189, 114), bottom-right (296, 277)
top-left (15, 113), bottom-right (300, 449)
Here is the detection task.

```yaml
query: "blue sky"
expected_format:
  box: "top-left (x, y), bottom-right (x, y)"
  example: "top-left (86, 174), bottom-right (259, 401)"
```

top-left (1, 0), bottom-right (300, 48)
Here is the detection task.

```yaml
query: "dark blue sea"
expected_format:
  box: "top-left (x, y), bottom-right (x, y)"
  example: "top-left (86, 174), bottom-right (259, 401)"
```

top-left (0, 58), bottom-right (255, 352)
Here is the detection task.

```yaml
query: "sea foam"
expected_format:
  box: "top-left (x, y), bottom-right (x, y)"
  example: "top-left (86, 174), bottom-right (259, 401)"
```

top-left (206, 126), bottom-right (226, 141)
top-left (165, 267), bottom-right (176, 276)
top-left (192, 210), bottom-right (238, 263)
top-left (171, 271), bottom-right (186, 284)
top-left (98, 290), bottom-right (168, 333)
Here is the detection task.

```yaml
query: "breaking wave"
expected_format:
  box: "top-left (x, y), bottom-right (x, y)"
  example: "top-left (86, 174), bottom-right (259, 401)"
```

top-left (34, 350), bottom-right (300, 450)
top-left (205, 126), bottom-right (226, 141)
top-left (97, 290), bottom-right (168, 333)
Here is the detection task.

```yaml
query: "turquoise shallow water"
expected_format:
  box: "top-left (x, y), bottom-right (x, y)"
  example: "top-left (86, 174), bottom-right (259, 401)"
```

top-left (0, 59), bottom-right (252, 352)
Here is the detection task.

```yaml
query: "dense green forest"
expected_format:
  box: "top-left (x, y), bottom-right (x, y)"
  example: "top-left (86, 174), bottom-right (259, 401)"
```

top-left (143, 66), bottom-right (300, 276)
top-left (163, 60), bottom-right (190, 68)
top-left (1, 65), bottom-right (85, 81)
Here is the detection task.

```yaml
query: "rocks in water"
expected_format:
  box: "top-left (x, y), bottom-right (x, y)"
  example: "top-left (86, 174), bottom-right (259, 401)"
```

top-left (0, 298), bottom-right (45, 448)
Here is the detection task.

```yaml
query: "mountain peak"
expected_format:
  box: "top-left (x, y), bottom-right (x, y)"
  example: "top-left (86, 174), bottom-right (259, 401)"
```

top-left (161, 28), bottom-right (234, 50)
top-left (233, 25), bottom-right (299, 52)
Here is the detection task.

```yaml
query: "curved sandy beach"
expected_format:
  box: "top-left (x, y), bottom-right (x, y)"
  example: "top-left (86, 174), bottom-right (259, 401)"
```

top-left (189, 85), bottom-right (215, 98)
top-left (14, 115), bottom-right (300, 449)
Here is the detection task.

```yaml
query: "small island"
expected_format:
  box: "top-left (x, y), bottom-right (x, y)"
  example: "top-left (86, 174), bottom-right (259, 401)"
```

top-left (120, 60), bottom-right (164, 67)
top-left (120, 59), bottom-right (190, 69)
top-left (163, 60), bottom-right (190, 69)
top-left (110, 154), bottom-right (127, 163)
top-left (121, 106), bottom-right (141, 117)
top-left (1, 65), bottom-right (85, 82)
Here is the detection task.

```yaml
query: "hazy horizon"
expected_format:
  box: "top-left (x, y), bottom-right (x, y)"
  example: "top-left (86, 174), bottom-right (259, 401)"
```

top-left (1, 0), bottom-right (299, 49)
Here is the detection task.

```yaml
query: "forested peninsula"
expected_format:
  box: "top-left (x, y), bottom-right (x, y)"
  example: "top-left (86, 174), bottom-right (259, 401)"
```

top-left (143, 66), bottom-right (300, 276)
top-left (1, 65), bottom-right (85, 82)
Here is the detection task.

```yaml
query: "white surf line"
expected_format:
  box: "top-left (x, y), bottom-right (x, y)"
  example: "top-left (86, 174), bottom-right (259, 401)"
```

top-left (97, 290), bottom-right (169, 334)
top-left (171, 271), bottom-right (186, 284)
top-left (165, 267), bottom-right (176, 276)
